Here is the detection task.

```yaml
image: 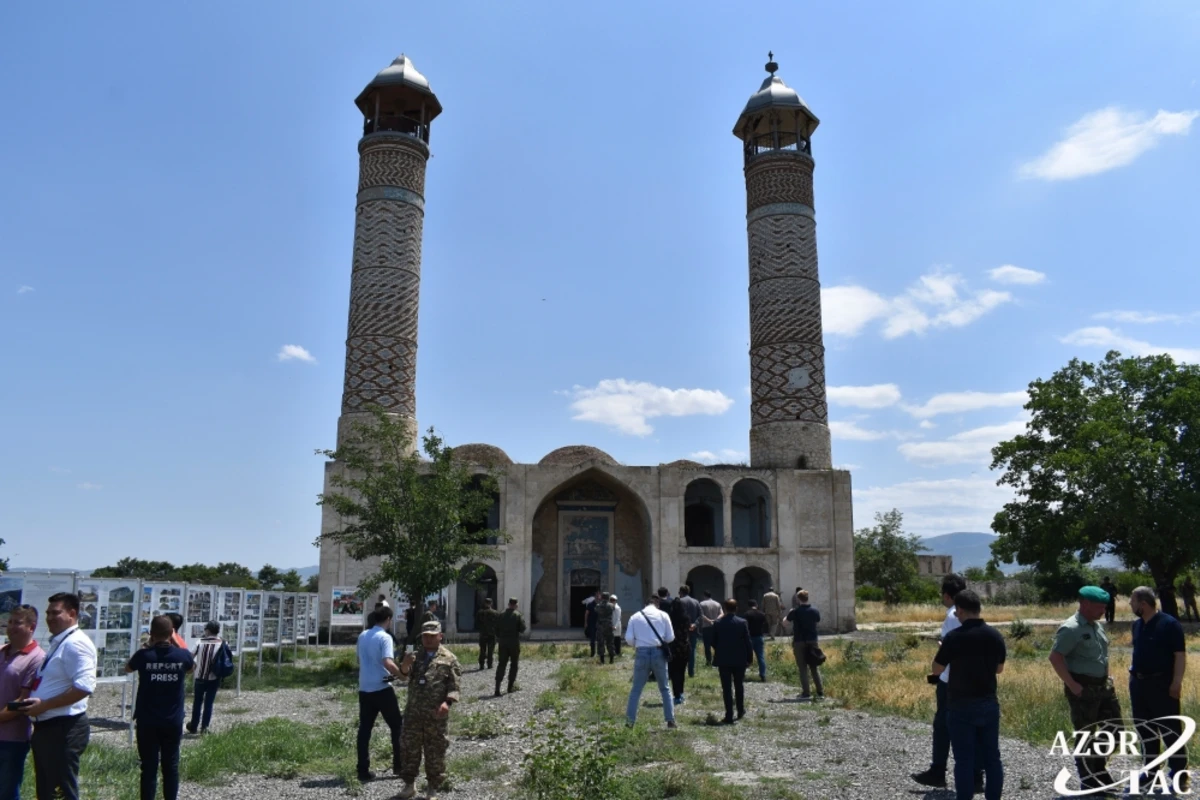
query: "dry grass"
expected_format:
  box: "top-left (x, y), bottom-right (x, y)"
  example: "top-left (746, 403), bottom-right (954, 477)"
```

top-left (855, 601), bottom-right (1137, 625)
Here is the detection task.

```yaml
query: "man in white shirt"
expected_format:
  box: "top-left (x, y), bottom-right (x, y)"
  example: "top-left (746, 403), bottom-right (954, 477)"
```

top-left (23, 592), bottom-right (97, 800)
top-left (624, 595), bottom-right (676, 729)
top-left (912, 574), bottom-right (980, 792)
top-left (610, 596), bottom-right (623, 657)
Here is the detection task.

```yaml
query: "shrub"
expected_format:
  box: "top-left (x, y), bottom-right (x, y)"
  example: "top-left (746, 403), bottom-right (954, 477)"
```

top-left (521, 712), bottom-right (616, 800)
top-left (1008, 618), bottom-right (1033, 640)
top-left (856, 585), bottom-right (885, 604)
top-left (991, 583), bottom-right (1040, 606)
top-left (840, 640), bottom-right (868, 670)
top-left (453, 709), bottom-right (507, 739)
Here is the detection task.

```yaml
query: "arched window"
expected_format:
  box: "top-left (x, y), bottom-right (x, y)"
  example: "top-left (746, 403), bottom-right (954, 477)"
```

top-left (732, 566), bottom-right (772, 612)
top-left (731, 479), bottom-right (771, 548)
top-left (684, 479), bottom-right (724, 547)
top-left (685, 566), bottom-right (725, 603)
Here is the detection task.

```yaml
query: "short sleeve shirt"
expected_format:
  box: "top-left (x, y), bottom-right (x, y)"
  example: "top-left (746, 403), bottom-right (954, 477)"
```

top-left (1131, 612), bottom-right (1185, 675)
top-left (357, 626), bottom-right (395, 692)
top-left (129, 643), bottom-right (194, 727)
top-left (939, 606), bottom-right (962, 683)
top-left (934, 619), bottom-right (1006, 701)
top-left (32, 627), bottom-right (97, 719)
top-left (1052, 612), bottom-right (1109, 678)
top-left (0, 642), bottom-right (44, 741)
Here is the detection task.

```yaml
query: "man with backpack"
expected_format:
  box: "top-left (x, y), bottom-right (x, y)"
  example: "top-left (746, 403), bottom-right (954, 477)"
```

top-left (127, 615), bottom-right (194, 800)
top-left (187, 621), bottom-right (232, 735)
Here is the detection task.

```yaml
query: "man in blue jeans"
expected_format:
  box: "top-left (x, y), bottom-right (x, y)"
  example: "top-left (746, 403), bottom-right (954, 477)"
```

top-left (623, 597), bottom-right (676, 729)
top-left (741, 600), bottom-right (768, 681)
top-left (931, 590), bottom-right (1006, 800)
top-left (127, 614), bottom-right (194, 800)
top-left (0, 606), bottom-right (45, 800)
top-left (187, 621), bottom-right (224, 734)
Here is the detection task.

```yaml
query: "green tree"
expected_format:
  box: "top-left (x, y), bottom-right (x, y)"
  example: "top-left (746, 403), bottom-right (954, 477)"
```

top-left (257, 564), bottom-right (282, 590)
top-left (304, 574), bottom-right (319, 594)
top-left (280, 569), bottom-right (303, 592)
top-left (853, 509), bottom-right (928, 605)
top-left (92, 558), bottom-right (177, 580)
top-left (990, 352), bottom-right (1200, 616)
top-left (316, 408), bottom-right (506, 613)
top-left (0, 539), bottom-right (8, 572)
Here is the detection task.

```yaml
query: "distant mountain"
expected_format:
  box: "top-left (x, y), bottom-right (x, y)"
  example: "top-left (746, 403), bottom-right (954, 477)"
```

top-left (287, 566), bottom-right (320, 579)
top-left (919, 532), bottom-right (1012, 573)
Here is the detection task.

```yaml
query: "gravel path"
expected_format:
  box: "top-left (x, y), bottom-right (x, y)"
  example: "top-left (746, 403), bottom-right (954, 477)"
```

top-left (89, 653), bottom-right (1085, 799)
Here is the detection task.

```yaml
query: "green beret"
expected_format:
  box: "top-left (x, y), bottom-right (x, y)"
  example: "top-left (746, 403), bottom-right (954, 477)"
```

top-left (1079, 585), bottom-right (1110, 604)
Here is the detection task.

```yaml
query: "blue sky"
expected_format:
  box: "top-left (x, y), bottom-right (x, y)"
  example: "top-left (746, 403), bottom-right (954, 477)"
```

top-left (2, 3), bottom-right (1198, 571)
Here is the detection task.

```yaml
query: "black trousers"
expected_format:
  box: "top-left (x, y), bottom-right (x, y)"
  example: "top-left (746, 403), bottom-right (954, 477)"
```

top-left (31, 713), bottom-right (89, 800)
top-left (357, 688), bottom-right (402, 777)
top-left (718, 665), bottom-right (746, 720)
top-left (668, 653), bottom-right (687, 698)
top-left (136, 723), bottom-right (182, 800)
top-left (1130, 676), bottom-right (1187, 776)
top-left (478, 636), bottom-right (495, 669)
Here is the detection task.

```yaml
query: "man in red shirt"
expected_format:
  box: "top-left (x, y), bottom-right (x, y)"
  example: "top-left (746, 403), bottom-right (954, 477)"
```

top-left (0, 605), bottom-right (46, 798)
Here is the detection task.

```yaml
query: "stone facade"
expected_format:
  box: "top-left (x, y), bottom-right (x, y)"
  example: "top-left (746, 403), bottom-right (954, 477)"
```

top-left (317, 56), bottom-right (857, 634)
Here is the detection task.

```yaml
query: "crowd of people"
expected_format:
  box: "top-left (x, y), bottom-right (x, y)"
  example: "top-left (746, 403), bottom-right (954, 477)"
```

top-left (0, 591), bottom-right (234, 800)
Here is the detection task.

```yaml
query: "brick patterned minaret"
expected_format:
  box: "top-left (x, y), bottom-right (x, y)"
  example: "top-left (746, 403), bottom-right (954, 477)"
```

top-left (337, 55), bottom-right (442, 446)
top-left (735, 55), bottom-right (831, 470)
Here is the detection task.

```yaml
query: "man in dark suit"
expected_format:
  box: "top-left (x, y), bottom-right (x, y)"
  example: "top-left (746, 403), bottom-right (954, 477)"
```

top-left (710, 598), bottom-right (753, 724)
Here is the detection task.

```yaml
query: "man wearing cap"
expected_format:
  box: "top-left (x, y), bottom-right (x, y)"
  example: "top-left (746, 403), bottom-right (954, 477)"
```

top-left (1049, 585), bottom-right (1122, 792)
top-left (397, 619), bottom-right (461, 800)
top-left (475, 598), bottom-right (499, 672)
top-left (493, 598), bottom-right (526, 697)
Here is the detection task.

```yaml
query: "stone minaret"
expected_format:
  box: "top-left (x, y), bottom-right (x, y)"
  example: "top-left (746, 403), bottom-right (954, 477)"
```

top-left (734, 55), bottom-right (831, 470)
top-left (337, 55), bottom-right (443, 446)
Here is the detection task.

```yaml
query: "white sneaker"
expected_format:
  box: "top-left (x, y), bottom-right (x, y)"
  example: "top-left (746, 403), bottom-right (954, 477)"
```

top-left (398, 782), bottom-right (416, 799)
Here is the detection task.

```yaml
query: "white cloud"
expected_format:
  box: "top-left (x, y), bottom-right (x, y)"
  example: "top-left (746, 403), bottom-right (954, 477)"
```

top-left (277, 344), bottom-right (316, 363)
top-left (824, 270), bottom-right (1013, 340)
top-left (16, 285), bottom-right (34, 294)
top-left (1020, 107), bottom-right (1199, 181)
top-left (567, 379), bottom-right (733, 436)
top-left (903, 390), bottom-right (1028, 420)
top-left (827, 384), bottom-right (902, 409)
top-left (688, 449), bottom-right (748, 464)
top-left (1061, 326), bottom-right (1200, 364)
top-left (919, 420), bottom-right (937, 430)
top-left (855, 477), bottom-right (1013, 537)
top-left (898, 419), bottom-right (1027, 465)
top-left (829, 420), bottom-right (890, 441)
top-left (1092, 310), bottom-right (1197, 325)
top-left (988, 265), bottom-right (1046, 285)
top-left (77, 482), bottom-right (102, 491)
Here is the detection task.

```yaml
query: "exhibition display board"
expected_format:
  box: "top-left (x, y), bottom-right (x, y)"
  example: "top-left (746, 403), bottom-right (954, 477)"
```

top-left (240, 590), bottom-right (263, 652)
top-left (280, 594), bottom-right (296, 645)
top-left (329, 586), bottom-right (363, 626)
top-left (75, 578), bottom-right (139, 679)
top-left (307, 593), bottom-right (319, 642)
top-left (140, 583), bottom-right (186, 638)
top-left (294, 595), bottom-right (308, 646)
top-left (184, 585), bottom-right (217, 648)
top-left (0, 571), bottom-right (78, 651)
top-left (217, 588), bottom-right (243, 656)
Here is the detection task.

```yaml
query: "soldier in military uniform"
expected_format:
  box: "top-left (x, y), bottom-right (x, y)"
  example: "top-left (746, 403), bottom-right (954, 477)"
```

top-left (595, 592), bottom-right (616, 664)
top-left (1049, 585), bottom-right (1122, 792)
top-left (476, 598), bottom-right (499, 671)
top-left (494, 597), bottom-right (526, 696)
top-left (397, 619), bottom-right (462, 800)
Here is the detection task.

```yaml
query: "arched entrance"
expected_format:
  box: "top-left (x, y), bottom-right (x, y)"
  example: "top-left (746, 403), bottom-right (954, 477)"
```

top-left (685, 566), bottom-right (726, 603)
top-left (455, 563), bottom-right (498, 633)
top-left (529, 469), bottom-right (652, 628)
top-left (732, 566), bottom-right (772, 612)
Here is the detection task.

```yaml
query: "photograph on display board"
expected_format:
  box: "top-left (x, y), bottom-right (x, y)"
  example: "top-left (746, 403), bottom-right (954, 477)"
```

top-left (241, 620), bottom-right (261, 651)
top-left (262, 619), bottom-right (279, 646)
top-left (219, 591), bottom-right (242, 621)
top-left (156, 588), bottom-right (182, 612)
top-left (244, 591), bottom-right (262, 618)
top-left (330, 587), bottom-right (363, 622)
top-left (281, 617), bottom-right (294, 644)
top-left (221, 623), bottom-right (239, 653)
top-left (99, 632), bottom-right (132, 678)
top-left (265, 594), bottom-right (280, 619)
top-left (187, 589), bottom-right (213, 623)
top-left (20, 574), bottom-right (78, 650)
top-left (0, 576), bottom-right (22, 629)
top-left (188, 623), bottom-right (207, 641)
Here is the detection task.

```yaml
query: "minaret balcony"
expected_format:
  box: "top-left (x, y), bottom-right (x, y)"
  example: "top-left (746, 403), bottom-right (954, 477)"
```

top-left (362, 115), bottom-right (430, 143)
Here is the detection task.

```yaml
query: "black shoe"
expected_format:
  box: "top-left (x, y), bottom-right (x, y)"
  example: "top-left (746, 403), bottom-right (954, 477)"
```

top-left (911, 769), bottom-right (947, 788)
top-left (736, 710), bottom-right (745, 720)
top-left (666, 721), bottom-right (677, 729)
top-left (720, 717), bottom-right (734, 725)
top-left (493, 686), bottom-right (502, 697)
top-left (508, 684), bottom-right (518, 693)
top-left (185, 723), bottom-right (197, 734)
top-left (358, 771), bottom-right (375, 783)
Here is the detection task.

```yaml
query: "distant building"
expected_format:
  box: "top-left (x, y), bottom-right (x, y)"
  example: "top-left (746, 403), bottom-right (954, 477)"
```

top-left (917, 555), bottom-right (954, 579)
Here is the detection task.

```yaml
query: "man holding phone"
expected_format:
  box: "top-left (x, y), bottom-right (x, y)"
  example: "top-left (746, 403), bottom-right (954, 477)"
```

top-left (0, 606), bottom-right (45, 799)
top-left (23, 592), bottom-right (97, 800)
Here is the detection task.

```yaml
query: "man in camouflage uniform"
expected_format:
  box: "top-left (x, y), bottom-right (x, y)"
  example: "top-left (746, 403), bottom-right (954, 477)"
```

top-left (494, 597), bottom-right (526, 696)
top-left (398, 620), bottom-right (462, 800)
top-left (475, 597), bottom-right (499, 671)
top-left (595, 592), bottom-right (615, 664)
top-left (1049, 585), bottom-right (1122, 793)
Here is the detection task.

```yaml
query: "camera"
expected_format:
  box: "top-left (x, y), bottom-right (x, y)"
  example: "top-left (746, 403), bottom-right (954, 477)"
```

top-left (6, 701), bottom-right (31, 712)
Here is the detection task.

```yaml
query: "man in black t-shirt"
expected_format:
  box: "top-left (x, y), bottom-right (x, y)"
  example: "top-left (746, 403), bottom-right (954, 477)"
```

top-left (932, 590), bottom-right (1005, 800)
top-left (127, 615), bottom-right (194, 800)
top-left (742, 600), bottom-right (768, 681)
